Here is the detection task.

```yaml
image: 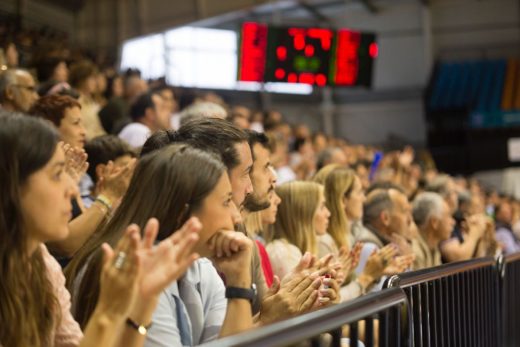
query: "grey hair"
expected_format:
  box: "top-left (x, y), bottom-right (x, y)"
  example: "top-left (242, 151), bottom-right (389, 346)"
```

top-left (425, 174), bottom-right (452, 197)
top-left (0, 69), bottom-right (20, 103)
top-left (316, 147), bottom-right (341, 171)
top-left (412, 192), bottom-right (444, 228)
top-left (179, 101), bottom-right (227, 127)
top-left (363, 189), bottom-right (394, 226)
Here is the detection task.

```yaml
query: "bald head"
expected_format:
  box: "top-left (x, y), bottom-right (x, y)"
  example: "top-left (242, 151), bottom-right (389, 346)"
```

top-left (0, 69), bottom-right (38, 112)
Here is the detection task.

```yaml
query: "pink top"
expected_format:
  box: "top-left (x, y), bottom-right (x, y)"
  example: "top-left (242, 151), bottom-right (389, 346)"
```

top-left (41, 244), bottom-right (84, 347)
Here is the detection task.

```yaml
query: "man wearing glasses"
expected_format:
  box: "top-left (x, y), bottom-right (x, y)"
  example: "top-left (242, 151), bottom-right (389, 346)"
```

top-left (0, 69), bottom-right (39, 113)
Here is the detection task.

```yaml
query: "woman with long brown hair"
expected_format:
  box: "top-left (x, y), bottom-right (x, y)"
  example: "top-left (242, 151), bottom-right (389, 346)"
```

top-left (66, 143), bottom-right (254, 346)
top-left (0, 112), bottom-right (200, 347)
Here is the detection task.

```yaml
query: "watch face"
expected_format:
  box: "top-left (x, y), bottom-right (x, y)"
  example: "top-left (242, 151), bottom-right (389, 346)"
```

top-left (252, 283), bottom-right (257, 296)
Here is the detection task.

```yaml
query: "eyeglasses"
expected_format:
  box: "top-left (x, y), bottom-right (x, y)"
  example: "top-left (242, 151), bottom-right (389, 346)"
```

top-left (12, 84), bottom-right (36, 92)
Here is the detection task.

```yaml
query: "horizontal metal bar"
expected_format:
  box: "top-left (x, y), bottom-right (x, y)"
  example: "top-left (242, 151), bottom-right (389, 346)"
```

top-left (504, 252), bottom-right (520, 264)
top-left (200, 288), bottom-right (408, 347)
top-left (386, 257), bottom-right (496, 288)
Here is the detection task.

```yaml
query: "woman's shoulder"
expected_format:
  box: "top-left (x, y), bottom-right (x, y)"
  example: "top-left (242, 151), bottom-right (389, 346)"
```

top-left (318, 233), bottom-right (336, 246)
top-left (266, 239), bottom-right (301, 256)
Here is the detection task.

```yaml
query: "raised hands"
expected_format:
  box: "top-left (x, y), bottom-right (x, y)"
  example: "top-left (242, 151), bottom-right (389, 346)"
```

top-left (259, 270), bottom-right (322, 324)
top-left (258, 252), bottom-right (342, 325)
top-left (390, 233), bottom-right (414, 256)
top-left (356, 244), bottom-right (398, 290)
top-left (94, 217), bottom-right (200, 323)
top-left (366, 245), bottom-right (397, 277)
top-left (62, 142), bottom-right (89, 184)
top-left (96, 159), bottom-right (136, 203)
top-left (137, 217), bottom-right (201, 298)
top-left (383, 253), bottom-right (415, 275)
top-left (96, 225), bottom-right (141, 321)
top-left (335, 243), bottom-right (363, 284)
top-left (464, 214), bottom-right (487, 239)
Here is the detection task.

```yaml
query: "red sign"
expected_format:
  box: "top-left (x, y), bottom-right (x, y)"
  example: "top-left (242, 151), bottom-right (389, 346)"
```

top-left (238, 23), bottom-right (268, 82)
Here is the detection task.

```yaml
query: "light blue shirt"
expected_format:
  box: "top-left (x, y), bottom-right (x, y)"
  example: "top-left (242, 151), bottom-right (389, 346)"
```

top-left (145, 258), bottom-right (227, 347)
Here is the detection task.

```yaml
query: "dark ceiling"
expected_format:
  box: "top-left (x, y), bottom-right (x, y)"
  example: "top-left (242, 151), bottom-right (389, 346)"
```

top-left (41, 0), bottom-right (85, 12)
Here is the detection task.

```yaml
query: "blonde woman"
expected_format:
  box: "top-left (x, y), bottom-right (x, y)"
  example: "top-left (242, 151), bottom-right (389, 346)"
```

top-left (266, 181), bottom-right (328, 280)
top-left (321, 167), bottom-right (359, 254)
top-left (319, 166), bottom-right (401, 297)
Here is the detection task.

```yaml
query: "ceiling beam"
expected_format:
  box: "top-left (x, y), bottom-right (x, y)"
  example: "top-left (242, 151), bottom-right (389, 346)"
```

top-left (359, 0), bottom-right (378, 14)
top-left (297, 0), bottom-right (333, 25)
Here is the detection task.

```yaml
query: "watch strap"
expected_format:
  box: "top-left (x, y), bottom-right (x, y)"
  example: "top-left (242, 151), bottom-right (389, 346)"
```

top-left (225, 286), bottom-right (255, 302)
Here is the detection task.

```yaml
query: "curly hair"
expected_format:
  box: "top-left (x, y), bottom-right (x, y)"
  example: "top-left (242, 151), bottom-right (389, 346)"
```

top-left (29, 94), bottom-right (81, 127)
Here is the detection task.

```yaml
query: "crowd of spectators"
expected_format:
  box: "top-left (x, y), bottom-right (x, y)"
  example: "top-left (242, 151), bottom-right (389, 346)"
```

top-left (1, 21), bottom-right (520, 347)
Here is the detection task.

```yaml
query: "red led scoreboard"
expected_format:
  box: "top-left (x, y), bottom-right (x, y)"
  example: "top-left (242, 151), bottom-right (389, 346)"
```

top-left (238, 22), bottom-right (377, 87)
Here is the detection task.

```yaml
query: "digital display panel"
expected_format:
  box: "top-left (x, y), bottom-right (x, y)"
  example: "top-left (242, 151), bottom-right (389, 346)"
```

top-left (238, 22), bottom-right (377, 87)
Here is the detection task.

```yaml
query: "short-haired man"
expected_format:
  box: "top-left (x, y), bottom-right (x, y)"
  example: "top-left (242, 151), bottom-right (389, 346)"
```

top-left (0, 68), bottom-right (39, 112)
top-left (355, 188), bottom-right (415, 283)
top-left (243, 130), bottom-right (276, 214)
top-left (118, 92), bottom-right (170, 148)
top-left (412, 192), bottom-right (455, 270)
top-left (158, 117), bottom-right (254, 210)
top-left (362, 188), bottom-right (413, 248)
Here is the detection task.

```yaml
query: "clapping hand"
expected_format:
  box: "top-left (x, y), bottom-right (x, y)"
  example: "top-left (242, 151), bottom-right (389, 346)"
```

top-left (336, 243), bottom-right (363, 284)
top-left (390, 233), bottom-right (414, 256)
top-left (137, 217), bottom-right (201, 298)
top-left (359, 244), bottom-right (398, 285)
top-left (96, 159), bottom-right (136, 203)
top-left (95, 217), bottom-right (201, 323)
top-left (383, 253), bottom-right (415, 275)
top-left (62, 142), bottom-right (89, 184)
top-left (97, 225), bottom-right (141, 322)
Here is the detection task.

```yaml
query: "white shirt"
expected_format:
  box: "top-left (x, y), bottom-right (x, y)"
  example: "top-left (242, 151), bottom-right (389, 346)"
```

top-left (265, 239), bottom-right (302, 280)
top-left (118, 122), bottom-right (151, 148)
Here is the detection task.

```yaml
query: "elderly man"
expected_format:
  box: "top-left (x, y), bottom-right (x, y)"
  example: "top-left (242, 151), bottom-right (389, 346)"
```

top-left (361, 188), bottom-right (413, 250)
top-left (426, 175), bottom-right (485, 261)
top-left (355, 187), bottom-right (415, 283)
top-left (412, 192), bottom-right (456, 270)
top-left (0, 68), bottom-right (39, 112)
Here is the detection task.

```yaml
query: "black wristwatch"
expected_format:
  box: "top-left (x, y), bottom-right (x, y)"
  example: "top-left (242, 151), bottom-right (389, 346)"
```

top-left (225, 283), bottom-right (257, 302)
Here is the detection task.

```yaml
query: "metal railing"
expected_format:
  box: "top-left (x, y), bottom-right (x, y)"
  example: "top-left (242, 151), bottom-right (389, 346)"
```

top-left (197, 254), bottom-right (520, 347)
top-left (500, 252), bottom-right (520, 347)
top-left (385, 257), bottom-right (500, 347)
top-left (201, 287), bottom-right (411, 347)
